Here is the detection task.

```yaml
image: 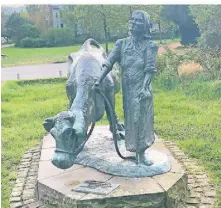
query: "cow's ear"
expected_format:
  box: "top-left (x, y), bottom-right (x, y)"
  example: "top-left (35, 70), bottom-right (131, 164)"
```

top-left (68, 54), bottom-right (73, 63)
top-left (43, 117), bottom-right (55, 132)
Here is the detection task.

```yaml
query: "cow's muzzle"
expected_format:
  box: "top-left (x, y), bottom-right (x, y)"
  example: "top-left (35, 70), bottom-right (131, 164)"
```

top-left (51, 151), bottom-right (76, 169)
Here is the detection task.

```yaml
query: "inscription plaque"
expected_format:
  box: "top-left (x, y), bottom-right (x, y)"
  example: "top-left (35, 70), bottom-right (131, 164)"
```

top-left (72, 180), bottom-right (119, 195)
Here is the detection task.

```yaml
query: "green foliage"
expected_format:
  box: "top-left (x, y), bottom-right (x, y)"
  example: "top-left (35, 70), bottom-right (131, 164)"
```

top-left (162, 5), bottom-right (200, 45)
top-left (17, 28), bottom-right (84, 48)
top-left (19, 37), bottom-right (47, 48)
top-left (76, 5), bottom-right (130, 39)
top-left (5, 12), bottom-right (40, 45)
top-left (157, 47), bottom-right (189, 75)
top-left (61, 5), bottom-right (130, 51)
top-left (183, 47), bottom-right (221, 80)
top-left (21, 23), bottom-right (40, 39)
top-left (25, 5), bottom-right (52, 32)
top-left (41, 28), bottom-right (75, 47)
top-left (156, 47), bottom-right (221, 99)
top-left (1, 7), bottom-right (10, 39)
top-left (189, 5), bottom-right (221, 48)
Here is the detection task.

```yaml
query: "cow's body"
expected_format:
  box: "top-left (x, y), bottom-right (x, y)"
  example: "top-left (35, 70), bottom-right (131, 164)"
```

top-left (43, 39), bottom-right (123, 169)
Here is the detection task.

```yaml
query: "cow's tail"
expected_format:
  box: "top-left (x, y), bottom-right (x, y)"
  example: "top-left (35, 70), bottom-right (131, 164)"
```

top-left (81, 38), bottom-right (102, 51)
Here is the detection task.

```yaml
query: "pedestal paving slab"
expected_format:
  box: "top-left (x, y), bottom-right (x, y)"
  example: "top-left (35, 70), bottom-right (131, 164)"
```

top-left (74, 126), bottom-right (172, 177)
top-left (37, 126), bottom-right (187, 208)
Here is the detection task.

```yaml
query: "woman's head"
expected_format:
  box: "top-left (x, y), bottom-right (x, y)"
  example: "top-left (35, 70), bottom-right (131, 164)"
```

top-left (128, 10), bottom-right (151, 38)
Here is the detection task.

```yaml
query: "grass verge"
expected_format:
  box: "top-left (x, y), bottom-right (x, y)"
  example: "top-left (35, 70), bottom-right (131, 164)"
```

top-left (1, 39), bottom-right (180, 67)
top-left (2, 76), bottom-right (220, 207)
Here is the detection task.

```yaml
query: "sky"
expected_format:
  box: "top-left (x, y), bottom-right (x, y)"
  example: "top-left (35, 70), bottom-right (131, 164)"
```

top-left (1, 0), bottom-right (221, 5)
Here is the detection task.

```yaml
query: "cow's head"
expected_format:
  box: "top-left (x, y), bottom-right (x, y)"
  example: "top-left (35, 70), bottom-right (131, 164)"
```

top-left (43, 111), bottom-right (86, 169)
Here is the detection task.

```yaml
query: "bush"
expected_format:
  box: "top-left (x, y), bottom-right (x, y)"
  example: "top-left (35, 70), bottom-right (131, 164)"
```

top-left (151, 32), bottom-right (174, 41)
top-left (155, 69), bottom-right (181, 90)
top-left (41, 28), bottom-right (75, 47)
top-left (185, 47), bottom-right (221, 80)
top-left (157, 47), bottom-right (190, 75)
top-left (155, 47), bottom-right (221, 99)
top-left (19, 37), bottom-right (48, 48)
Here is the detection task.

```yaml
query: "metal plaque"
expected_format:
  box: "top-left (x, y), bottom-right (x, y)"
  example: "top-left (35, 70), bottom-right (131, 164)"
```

top-left (72, 180), bottom-right (119, 195)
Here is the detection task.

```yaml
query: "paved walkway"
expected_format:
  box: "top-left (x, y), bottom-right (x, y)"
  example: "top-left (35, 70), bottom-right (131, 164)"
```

top-left (1, 63), bottom-right (68, 81)
top-left (1, 42), bottom-right (182, 81)
top-left (1, 43), bottom-right (15, 48)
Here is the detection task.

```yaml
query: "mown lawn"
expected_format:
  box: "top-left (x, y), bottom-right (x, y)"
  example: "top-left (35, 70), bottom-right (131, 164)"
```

top-left (1, 39), bottom-right (180, 67)
top-left (2, 77), bottom-right (220, 207)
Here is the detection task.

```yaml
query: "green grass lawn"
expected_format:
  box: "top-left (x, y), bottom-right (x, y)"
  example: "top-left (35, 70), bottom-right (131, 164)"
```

top-left (2, 76), bottom-right (220, 208)
top-left (1, 39), bottom-right (180, 67)
top-left (1, 45), bottom-right (81, 67)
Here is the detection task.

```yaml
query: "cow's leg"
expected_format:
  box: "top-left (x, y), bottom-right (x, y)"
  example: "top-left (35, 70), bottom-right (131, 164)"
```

top-left (66, 82), bottom-right (76, 109)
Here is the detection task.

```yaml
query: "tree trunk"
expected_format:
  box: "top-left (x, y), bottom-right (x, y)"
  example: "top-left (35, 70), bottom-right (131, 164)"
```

top-left (101, 5), bottom-right (108, 53)
top-left (74, 23), bottom-right (78, 37)
top-left (129, 6), bottom-right (133, 16)
top-left (158, 20), bottom-right (162, 44)
top-left (103, 18), bottom-right (108, 53)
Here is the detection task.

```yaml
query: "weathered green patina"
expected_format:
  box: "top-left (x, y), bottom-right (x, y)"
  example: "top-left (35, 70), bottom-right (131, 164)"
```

top-left (43, 10), bottom-right (159, 170)
top-left (43, 39), bottom-right (124, 169)
top-left (96, 10), bottom-right (158, 165)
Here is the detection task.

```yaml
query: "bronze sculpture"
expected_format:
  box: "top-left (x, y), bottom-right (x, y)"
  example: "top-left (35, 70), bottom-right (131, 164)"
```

top-left (43, 10), bottom-right (158, 170)
top-left (95, 10), bottom-right (158, 165)
top-left (43, 39), bottom-right (124, 169)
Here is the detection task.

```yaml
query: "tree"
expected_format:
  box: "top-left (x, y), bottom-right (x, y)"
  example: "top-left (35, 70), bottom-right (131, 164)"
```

top-left (62, 5), bottom-right (130, 52)
top-left (26, 5), bottom-right (52, 32)
top-left (61, 5), bottom-right (79, 38)
top-left (4, 12), bottom-right (40, 45)
top-left (162, 5), bottom-right (200, 45)
top-left (1, 7), bottom-right (10, 42)
top-left (189, 5), bottom-right (221, 48)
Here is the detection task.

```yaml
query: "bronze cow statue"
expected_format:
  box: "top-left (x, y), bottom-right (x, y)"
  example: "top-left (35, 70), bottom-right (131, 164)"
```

top-left (43, 39), bottom-right (124, 169)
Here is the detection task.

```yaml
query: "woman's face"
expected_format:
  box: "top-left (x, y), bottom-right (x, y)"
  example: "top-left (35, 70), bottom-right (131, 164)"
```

top-left (129, 12), bottom-right (145, 36)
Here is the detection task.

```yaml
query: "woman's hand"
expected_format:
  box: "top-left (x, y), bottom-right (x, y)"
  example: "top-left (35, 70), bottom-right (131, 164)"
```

top-left (139, 88), bottom-right (151, 100)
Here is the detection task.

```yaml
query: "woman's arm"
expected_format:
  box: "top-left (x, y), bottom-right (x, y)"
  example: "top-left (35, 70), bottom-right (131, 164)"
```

top-left (140, 41), bottom-right (158, 99)
top-left (95, 40), bottom-right (122, 85)
top-left (143, 41), bottom-right (158, 90)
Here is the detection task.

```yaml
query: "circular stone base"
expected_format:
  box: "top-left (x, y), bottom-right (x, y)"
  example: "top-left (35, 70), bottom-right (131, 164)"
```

top-left (74, 127), bottom-right (171, 177)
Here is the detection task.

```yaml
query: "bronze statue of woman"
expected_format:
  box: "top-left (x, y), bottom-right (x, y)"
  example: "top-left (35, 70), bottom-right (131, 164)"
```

top-left (95, 10), bottom-right (158, 166)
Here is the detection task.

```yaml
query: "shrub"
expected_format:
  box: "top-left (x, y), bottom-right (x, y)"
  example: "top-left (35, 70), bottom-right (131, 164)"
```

top-left (41, 28), bottom-right (75, 47)
top-left (19, 37), bottom-right (47, 48)
top-left (157, 47), bottom-right (190, 75)
top-left (154, 69), bottom-right (181, 90)
top-left (185, 47), bottom-right (221, 80)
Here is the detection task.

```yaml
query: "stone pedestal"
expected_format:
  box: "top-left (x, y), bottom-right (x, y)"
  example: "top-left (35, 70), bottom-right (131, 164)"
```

top-left (37, 126), bottom-right (187, 208)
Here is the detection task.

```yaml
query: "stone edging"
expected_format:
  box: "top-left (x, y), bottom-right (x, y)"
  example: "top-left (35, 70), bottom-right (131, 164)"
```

top-left (10, 141), bottom-right (217, 208)
top-left (10, 144), bottom-right (43, 208)
top-left (164, 141), bottom-right (217, 208)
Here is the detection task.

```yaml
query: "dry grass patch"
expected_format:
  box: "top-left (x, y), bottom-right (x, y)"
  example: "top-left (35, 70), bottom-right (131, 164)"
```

top-left (178, 61), bottom-right (203, 76)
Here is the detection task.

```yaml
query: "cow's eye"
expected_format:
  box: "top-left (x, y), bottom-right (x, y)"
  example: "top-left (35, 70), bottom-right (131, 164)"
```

top-left (65, 128), bottom-right (73, 137)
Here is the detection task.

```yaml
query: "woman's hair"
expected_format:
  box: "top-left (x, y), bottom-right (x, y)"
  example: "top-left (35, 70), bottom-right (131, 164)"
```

top-left (130, 10), bottom-right (152, 39)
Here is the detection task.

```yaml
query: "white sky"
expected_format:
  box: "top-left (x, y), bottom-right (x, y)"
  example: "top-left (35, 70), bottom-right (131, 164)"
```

top-left (1, 0), bottom-right (221, 5)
